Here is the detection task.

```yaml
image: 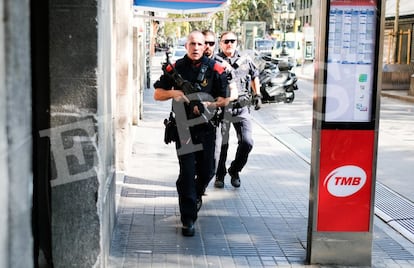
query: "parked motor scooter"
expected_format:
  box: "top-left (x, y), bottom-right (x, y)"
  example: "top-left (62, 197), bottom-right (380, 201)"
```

top-left (255, 54), bottom-right (298, 103)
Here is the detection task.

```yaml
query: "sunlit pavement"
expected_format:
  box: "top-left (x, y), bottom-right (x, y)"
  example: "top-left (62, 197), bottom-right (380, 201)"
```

top-left (108, 54), bottom-right (414, 267)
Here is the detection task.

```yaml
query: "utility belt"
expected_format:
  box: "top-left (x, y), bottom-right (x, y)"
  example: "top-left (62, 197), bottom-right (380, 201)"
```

top-left (211, 94), bottom-right (252, 125)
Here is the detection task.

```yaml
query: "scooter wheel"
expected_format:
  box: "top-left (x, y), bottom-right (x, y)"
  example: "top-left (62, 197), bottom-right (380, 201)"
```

top-left (284, 91), bottom-right (295, 103)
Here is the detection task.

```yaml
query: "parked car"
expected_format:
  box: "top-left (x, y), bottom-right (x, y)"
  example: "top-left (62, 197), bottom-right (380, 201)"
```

top-left (155, 43), bottom-right (169, 52)
top-left (254, 38), bottom-right (274, 57)
top-left (170, 47), bottom-right (186, 63)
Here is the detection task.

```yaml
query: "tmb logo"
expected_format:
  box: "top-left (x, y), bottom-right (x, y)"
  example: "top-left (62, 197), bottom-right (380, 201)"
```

top-left (323, 165), bottom-right (367, 197)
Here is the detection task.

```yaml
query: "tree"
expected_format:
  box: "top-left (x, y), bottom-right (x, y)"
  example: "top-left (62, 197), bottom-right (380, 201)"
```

top-left (214, 0), bottom-right (282, 34)
top-left (160, 0), bottom-right (285, 42)
top-left (162, 14), bottom-right (218, 43)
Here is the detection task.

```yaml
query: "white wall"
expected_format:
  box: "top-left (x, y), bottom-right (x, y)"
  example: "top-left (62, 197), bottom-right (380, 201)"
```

top-left (2, 0), bottom-right (33, 267)
top-left (97, 0), bottom-right (117, 266)
top-left (0, 0), bottom-right (9, 266)
top-left (115, 0), bottom-right (134, 172)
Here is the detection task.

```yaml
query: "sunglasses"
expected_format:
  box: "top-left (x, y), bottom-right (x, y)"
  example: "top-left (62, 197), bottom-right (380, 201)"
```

top-left (223, 39), bottom-right (236, 44)
top-left (205, 41), bottom-right (215, 46)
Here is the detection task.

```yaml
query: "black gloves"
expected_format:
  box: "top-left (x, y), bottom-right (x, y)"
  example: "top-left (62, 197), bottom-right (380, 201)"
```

top-left (253, 94), bottom-right (262, 110)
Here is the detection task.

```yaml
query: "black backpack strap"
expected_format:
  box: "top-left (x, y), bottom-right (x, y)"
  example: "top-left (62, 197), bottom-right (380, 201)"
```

top-left (196, 62), bottom-right (209, 84)
top-left (197, 57), bottom-right (215, 84)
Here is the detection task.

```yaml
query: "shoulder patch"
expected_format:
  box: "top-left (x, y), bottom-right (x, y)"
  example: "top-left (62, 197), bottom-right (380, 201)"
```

top-left (213, 63), bottom-right (225, 74)
top-left (165, 63), bottom-right (176, 72)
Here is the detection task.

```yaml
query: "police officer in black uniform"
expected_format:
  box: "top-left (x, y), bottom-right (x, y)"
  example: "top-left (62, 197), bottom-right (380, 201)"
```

top-left (154, 31), bottom-right (229, 236)
top-left (214, 31), bottom-right (261, 189)
top-left (202, 29), bottom-right (238, 101)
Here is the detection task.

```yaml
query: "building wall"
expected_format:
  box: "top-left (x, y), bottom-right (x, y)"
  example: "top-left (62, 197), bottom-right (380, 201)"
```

top-left (0, 0), bottom-right (133, 266)
top-left (295, 0), bottom-right (313, 29)
top-left (115, 0), bottom-right (134, 172)
top-left (48, 0), bottom-right (99, 266)
top-left (385, 16), bottom-right (414, 64)
top-left (0, 0), bottom-right (8, 266)
top-left (47, 0), bottom-right (117, 266)
top-left (97, 0), bottom-right (117, 266)
top-left (0, 0), bottom-right (33, 267)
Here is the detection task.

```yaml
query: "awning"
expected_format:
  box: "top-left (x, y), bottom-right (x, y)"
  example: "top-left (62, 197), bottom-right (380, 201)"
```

top-left (133, 0), bottom-right (228, 14)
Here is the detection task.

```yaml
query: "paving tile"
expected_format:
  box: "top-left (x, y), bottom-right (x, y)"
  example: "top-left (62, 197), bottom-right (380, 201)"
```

top-left (108, 58), bottom-right (414, 267)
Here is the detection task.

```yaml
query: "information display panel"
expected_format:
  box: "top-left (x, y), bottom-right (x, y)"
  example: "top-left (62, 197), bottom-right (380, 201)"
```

top-left (307, 0), bottom-right (383, 264)
top-left (324, 0), bottom-right (378, 123)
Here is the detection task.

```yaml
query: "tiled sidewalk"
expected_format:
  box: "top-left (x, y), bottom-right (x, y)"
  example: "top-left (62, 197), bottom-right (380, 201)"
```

top-left (108, 87), bottom-right (414, 267)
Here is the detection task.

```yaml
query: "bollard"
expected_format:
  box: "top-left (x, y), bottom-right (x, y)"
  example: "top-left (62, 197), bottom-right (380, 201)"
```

top-left (409, 74), bottom-right (414, 96)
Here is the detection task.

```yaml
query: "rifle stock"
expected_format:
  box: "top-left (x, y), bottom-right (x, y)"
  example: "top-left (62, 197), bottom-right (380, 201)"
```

top-left (162, 52), bottom-right (199, 95)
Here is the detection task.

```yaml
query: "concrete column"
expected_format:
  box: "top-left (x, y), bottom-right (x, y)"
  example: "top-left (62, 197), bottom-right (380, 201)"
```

top-left (137, 26), bottom-right (145, 120)
top-left (97, 0), bottom-right (117, 266)
top-left (132, 27), bottom-right (139, 125)
top-left (48, 0), bottom-right (105, 266)
top-left (0, 1), bottom-right (9, 267)
top-left (132, 19), bottom-right (146, 122)
top-left (1, 1), bottom-right (33, 267)
top-left (115, 0), bottom-right (133, 171)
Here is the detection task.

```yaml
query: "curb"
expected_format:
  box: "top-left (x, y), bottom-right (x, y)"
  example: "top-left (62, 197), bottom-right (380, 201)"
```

top-left (296, 74), bottom-right (313, 81)
top-left (381, 91), bottom-right (414, 103)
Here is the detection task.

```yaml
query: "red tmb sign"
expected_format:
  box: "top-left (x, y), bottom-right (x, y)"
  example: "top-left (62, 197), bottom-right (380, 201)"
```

top-left (317, 129), bottom-right (374, 232)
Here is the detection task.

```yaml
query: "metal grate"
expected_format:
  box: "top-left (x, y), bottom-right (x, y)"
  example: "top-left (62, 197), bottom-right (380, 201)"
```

top-left (254, 116), bottom-right (414, 243)
top-left (375, 182), bottom-right (414, 243)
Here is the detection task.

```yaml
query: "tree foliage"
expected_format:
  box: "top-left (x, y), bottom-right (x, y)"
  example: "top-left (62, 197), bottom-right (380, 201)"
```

top-left (225, 0), bottom-right (281, 31)
top-left (158, 0), bottom-right (284, 43)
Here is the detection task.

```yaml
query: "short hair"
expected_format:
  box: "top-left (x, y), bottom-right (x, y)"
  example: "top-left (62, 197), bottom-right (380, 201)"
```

top-left (219, 31), bottom-right (237, 41)
top-left (186, 30), bottom-right (204, 42)
top-left (188, 30), bottom-right (202, 36)
top-left (202, 29), bottom-right (216, 38)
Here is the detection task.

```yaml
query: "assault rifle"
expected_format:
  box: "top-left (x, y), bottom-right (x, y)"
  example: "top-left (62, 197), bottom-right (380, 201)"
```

top-left (162, 52), bottom-right (202, 96)
top-left (161, 52), bottom-right (214, 121)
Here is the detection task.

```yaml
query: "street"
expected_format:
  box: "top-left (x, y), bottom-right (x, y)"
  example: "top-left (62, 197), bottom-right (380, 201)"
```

top-left (150, 54), bottom-right (414, 244)
top-left (251, 72), bottom-right (414, 243)
top-left (253, 76), bottom-right (414, 203)
top-left (106, 54), bottom-right (414, 267)
top-left (152, 53), bottom-right (414, 203)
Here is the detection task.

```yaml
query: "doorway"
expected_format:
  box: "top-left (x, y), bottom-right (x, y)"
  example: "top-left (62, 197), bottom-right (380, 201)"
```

top-left (31, 1), bottom-right (53, 267)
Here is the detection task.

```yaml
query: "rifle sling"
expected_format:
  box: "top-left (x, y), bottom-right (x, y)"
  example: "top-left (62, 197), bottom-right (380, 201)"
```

top-left (171, 58), bottom-right (210, 91)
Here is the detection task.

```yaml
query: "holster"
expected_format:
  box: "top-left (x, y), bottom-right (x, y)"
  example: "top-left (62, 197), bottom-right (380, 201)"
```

top-left (163, 112), bottom-right (178, 144)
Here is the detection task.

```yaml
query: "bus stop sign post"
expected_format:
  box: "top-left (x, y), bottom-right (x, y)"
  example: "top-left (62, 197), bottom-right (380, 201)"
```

top-left (307, 0), bottom-right (385, 266)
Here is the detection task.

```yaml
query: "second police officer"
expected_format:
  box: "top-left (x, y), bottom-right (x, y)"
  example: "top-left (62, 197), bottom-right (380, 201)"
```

top-left (214, 31), bottom-right (262, 189)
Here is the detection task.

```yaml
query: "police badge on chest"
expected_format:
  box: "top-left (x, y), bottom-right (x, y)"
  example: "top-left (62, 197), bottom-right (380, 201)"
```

top-left (201, 79), bottom-right (208, 87)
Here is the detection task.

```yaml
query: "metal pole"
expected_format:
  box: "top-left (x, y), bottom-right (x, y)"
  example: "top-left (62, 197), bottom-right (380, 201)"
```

top-left (407, 29), bottom-right (411, 64)
top-left (393, 0), bottom-right (400, 63)
top-left (398, 29), bottom-right (402, 64)
top-left (222, 0), bottom-right (231, 31)
top-left (281, 23), bottom-right (288, 56)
